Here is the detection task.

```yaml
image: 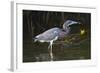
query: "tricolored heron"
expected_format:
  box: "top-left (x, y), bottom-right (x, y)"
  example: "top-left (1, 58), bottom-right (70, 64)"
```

top-left (33, 20), bottom-right (81, 61)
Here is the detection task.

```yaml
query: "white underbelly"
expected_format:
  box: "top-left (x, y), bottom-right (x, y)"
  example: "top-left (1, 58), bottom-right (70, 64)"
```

top-left (53, 36), bottom-right (58, 41)
top-left (39, 36), bottom-right (58, 43)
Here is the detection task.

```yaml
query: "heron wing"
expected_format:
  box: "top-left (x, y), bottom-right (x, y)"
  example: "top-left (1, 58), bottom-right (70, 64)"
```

top-left (42, 28), bottom-right (59, 40)
top-left (40, 27), bottom-right (61, 41)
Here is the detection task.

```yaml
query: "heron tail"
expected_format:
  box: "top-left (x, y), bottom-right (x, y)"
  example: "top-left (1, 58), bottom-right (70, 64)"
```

top-left (32, 37), bottom-right (38, 42)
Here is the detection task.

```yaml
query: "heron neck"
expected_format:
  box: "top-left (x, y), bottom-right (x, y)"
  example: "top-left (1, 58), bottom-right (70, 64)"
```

top-left (64, 27), bottom-right (70, 32)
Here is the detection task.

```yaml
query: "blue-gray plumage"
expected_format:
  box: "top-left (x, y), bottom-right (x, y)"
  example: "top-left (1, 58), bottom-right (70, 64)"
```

top-left (33, 20), bottom-right (80, 61)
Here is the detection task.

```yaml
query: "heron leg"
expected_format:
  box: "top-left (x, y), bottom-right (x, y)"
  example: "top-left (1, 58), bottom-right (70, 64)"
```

top-left (48, 43), bottom-right (51, 50)
top-left (50, 41), bottom-right (53, 61)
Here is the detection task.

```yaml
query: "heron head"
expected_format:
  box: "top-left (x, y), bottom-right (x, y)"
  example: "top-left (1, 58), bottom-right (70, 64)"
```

top-left (63, 20), bottom-right (81, 30)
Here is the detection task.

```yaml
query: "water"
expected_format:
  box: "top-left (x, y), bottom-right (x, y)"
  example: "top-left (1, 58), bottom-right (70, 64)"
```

top-left (23, 34), bottom-right (91, 62)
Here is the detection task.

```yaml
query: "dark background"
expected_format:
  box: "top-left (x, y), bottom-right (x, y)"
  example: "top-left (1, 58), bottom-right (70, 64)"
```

top-left (23, 10), bottom-right (91, 62)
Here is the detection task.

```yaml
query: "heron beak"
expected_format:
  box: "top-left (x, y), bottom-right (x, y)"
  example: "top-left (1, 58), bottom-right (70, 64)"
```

top-left (72, 21), bottom-right (79, 25)
top-left (70, 21), bottom-right (81, 26)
